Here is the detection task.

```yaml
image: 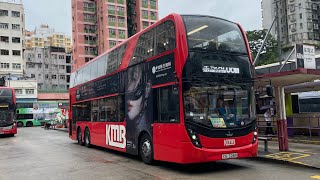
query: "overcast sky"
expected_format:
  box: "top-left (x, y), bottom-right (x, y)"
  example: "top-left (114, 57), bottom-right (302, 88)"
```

top-left (24, 0), bottom-right (262, 36)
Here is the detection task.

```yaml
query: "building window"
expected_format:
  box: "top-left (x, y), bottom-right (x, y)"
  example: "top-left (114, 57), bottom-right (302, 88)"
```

top-left (12, 37), bottom-right (20, 43)
top-left (150, 0), bottom-right (156, 9)
top-left (12, 63), bottom-right (21, 69)
top-left (30, 74), bottom-right (35, 78)
top-left (142, 0), bottom-right (148, 8)
top-left (45, 64), bottom-right (49, 69)
top-left (0, 23), bottom-right (8, 29)
top-left (38, 54), bottom-right (41, 58)
top-left (27, 63), bottom-right (35, 68)
top-left (52, 84), bottom-right (58, 89)
top-left (52, 75), bottom-right (57, 79)
top-left (0, 9), bottom-right (8, 16)
top-left (119, 30), bottom-right (126, 39)
top-left (38, 64), bottom-right (42, 68)
top-left (12, 24), bottom-right (20, 30)
top-left (142, 21), bottom-right (149, 29)
top-left (109, 28), bottom-right (116, 37)
top-left (59, 85), bottom-right (66, 89)
top-left (150, 11), bottom-right (157, 20)
top-left (25, 89), bottom-right (35, 95)
top-left (142, 10), bottom-right (148, 19)
top-left (118, 17), bottom-right (125, 24)
top-left (12, 11), bottom-right (20, 17)
top-left (38, 74), bottom-right (42, 78)
top-left (14, 89), bottom-right (22, 95)
top-left (45, 74), bottom-right (49, 79)
top-left (0, 49), bottom-right (9, 55)
top-left (59, 55), bottom-right (65, 59)
top-left (60, 75), bottom-right (65, 80)
top-left (12, 50), bottom-right (21, 56)
top-left (59, 65), bottom-right (65, 69)
top-left (0, 63), bottom-right (9, 69)
top-left (109, 40), bottom-right (116, 48)
top-left (117, 6), bottom-right (124, 12)
top-left (0, 36), bottom-right (9, 43)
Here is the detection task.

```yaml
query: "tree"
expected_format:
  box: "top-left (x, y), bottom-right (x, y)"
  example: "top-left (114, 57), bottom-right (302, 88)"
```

top-left (246, 30), bottom-right (279, 66)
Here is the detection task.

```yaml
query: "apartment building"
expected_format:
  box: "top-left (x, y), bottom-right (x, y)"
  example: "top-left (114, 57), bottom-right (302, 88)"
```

top-left (262, 0), bottom-right (320, 47)
top-left (71, 0), bottom-right (158, 71)
top-left (0, 0), bottom-right (24, 76)
top-left (24, 47), bottom-right (72, 92)
top-left (25, 24), bottom-right (72, 53)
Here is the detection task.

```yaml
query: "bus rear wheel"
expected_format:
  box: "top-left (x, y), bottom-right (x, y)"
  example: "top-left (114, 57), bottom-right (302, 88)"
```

top-left (140, 134), bottom-right (154, 165)
top-left (17, 122), bottom-right (23, 127)
top-left (77, 128), bottom-right (83, 145)
top-left (26, 121), bottom-right (33, 127)
top-left (84, 128), bottom-right (91, 148)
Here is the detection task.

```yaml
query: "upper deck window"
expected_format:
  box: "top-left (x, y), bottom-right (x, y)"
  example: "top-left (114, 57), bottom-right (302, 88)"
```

top-left (130, 20), bottom-right (176, 66)
top-left (71, 43), bottom-right (127, 88)
top-left (182, 16), bottom-right (247, 55)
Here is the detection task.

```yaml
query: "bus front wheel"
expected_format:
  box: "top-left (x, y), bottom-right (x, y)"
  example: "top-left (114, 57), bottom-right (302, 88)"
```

top-left (17, 122), bottom-right (23, 127)
top-left (26, 121), bottom-right (33, 127)
top-left (140, 134), bottom-right (154, 165)
top-left (84, 128), bottom-right (91, 148)
top-left (77, 128), bottom-right (83, 146)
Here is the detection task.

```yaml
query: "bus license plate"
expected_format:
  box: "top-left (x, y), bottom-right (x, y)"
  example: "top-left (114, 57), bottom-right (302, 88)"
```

top-left (222, 153), bottom-right (238, 159)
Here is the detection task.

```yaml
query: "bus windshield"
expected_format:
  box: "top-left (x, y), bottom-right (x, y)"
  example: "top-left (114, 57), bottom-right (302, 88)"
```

top-left (0, 89), bottom-right (13, 106)
top-left (182, 15), bottom-right (247, 54)
top-left (184, 85), bottom-right (254, 128)
top-left (0, 111), bottom-right (14, 124)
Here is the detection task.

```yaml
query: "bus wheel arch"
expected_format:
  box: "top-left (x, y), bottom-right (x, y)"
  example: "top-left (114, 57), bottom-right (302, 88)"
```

top-left (84, 127), bottom-right (91, 148)
top-left (17, 121), bottom-right (23, 127)
top-left (138, 132), bottom-right (154, 164)
top-left (26, 121), bottom-right (33, 127)
top-left (77, 127), bottom-right (83, 145)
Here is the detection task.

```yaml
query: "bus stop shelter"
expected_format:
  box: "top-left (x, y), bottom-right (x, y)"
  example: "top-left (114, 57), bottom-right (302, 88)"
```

top-left (255, 68), bottom-right (320, 151)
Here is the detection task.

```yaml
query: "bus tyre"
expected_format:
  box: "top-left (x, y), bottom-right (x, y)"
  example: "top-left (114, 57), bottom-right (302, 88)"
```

top-left (140, 134), bottom-right (153, 165)
top-left (17, 122), bottom-right (23, 127)
top-left (26, 121), bottom-right (33, 127)
top-left (84, 128), bottom-right (91, 148)
top-left (77, 128), bottom-right (84, 146)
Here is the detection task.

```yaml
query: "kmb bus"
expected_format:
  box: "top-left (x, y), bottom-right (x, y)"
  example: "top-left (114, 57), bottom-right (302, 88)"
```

top-left (0, 87), bottom-right (17, 136)
top-left (69, 14), bottom-right (257, 164)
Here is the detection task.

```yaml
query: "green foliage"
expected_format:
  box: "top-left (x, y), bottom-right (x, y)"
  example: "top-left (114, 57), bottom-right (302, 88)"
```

top-left (246, 29), bottom-right (279, 66)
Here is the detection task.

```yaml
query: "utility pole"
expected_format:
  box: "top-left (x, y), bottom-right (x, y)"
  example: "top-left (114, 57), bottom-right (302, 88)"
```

top-left (275, 0), bottom-right (282, 65)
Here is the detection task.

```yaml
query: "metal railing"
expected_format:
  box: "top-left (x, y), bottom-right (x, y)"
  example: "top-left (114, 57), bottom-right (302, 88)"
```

top-left (256, 115), bottom-right (320, 138)
top-left (287, 116), bottom-right (320, 138)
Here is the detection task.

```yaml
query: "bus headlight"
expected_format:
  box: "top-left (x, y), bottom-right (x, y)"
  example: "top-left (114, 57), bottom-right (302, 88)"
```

top-left (186, 128), bottom-right (202, 148)
top-left (252, 127), bottom-right (258, 144)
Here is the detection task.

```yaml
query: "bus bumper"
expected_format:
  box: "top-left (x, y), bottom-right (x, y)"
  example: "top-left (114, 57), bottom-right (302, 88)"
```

top-left (0, 127), bottom-right (17, 135)
top-left (177, 140), bottom-right (258, 164)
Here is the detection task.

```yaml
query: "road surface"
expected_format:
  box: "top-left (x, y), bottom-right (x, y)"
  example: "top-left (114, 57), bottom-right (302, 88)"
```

top-left (0, 127), bottom-right (319, 180)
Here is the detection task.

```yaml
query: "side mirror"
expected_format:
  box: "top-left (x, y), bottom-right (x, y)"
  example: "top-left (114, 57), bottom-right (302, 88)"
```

top-left (266, 85), bottom-right (273, 97)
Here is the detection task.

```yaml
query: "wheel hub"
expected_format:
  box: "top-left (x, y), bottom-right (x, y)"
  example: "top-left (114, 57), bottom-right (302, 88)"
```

top-left (142, 140), bottom-right (151, 157)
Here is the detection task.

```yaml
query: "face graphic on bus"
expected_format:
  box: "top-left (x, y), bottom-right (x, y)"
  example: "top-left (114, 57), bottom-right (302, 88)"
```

top-left (127, 65), bottom-right (144, 120)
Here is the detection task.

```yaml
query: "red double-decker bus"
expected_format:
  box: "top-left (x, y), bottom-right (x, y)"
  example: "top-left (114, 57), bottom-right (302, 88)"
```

top-left (0, 87), bottom-right (17, 136)
top-left (69, 14), bottom-right (257, 164)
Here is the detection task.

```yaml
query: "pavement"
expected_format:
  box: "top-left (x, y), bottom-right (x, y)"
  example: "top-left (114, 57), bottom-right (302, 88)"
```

top-left (1, 127), bottom-right (320, 180)
top-left (52, 126), bottom-right (320, 169)
top-left (257, 140), bottom-right (320, 169)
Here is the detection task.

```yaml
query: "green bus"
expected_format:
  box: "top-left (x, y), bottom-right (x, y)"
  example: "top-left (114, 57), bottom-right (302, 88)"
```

top-left (16, 106), bottom-right (68, 127)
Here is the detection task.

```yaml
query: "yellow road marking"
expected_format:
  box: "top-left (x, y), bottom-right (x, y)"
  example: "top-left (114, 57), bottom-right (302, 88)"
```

top-left (265, 152), bottom-right (311, 163)
top-left (311, 175), bottom-right (320, 179)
